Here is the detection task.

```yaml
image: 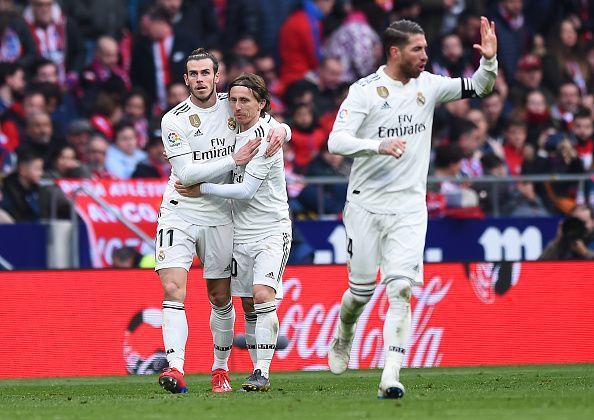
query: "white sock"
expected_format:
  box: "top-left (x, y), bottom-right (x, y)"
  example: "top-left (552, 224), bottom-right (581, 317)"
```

top-left (210, 300), bottom-right (235, 372)
top-left (337, 288), bottom-right (372, 341)
top-left (162, 300), bottom-right (187, 374)
top-left (254, 302), bottom-right (278, 378)
top-left (381, 279), bottom-right (412, 384)
top-left (244, 312), bottom-right (258, 369)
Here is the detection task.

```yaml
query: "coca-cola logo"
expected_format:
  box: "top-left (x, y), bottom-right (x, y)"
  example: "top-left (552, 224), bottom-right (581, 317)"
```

top-left (276, 275), bottom-right (453, 370)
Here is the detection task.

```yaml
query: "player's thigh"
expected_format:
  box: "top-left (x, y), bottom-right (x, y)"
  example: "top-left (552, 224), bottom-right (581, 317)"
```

top-left (231, 242), bottom-right (255, 298)
top-left (343, 202), bottom-right (381, 281)
top-left (380, 210), bottom-right (427, 286)
top-left (198, 222), bottom-right (233, 280)
top-left (252, 232), bottom-right (292, 297)
top-left (155, 208), bottom-right (197, 272)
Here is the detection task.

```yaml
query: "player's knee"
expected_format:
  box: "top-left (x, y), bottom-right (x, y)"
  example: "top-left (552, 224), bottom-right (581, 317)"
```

top-left (162, 280), bottom-right (185, 302)
top-left (252, 285), bottom-right (275, 304)
top-left (241, 296), bottom-right (254, 313)
top-left (208, 289), bottom-right (231, 307)
top-left (386, 277), bottom-right (412, 305)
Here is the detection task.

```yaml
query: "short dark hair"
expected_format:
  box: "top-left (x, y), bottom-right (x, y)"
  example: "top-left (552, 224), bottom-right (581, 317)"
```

top-left (228, 73), bottom-right (271, 117)
top-left (185, 48), bottom-right (219, 75)
top-left (573, 106), bottom-right (592, 121)
top-left (383, 20), bottom-right (424, 56)
top-left (434, 144), bottom-right (464, 169)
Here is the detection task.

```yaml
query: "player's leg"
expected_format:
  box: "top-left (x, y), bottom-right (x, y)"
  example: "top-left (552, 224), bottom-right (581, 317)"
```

top-left (201, 223), bottom-right (235, 392)
top-left (377, 210), bottom-right (427, 399)
top-left (155, 209), bottom-right (196, 393)
top-left (243, 232), bottom-right (290, 392)
top-left (329, 203), bottom-right (380, 374)
top-left (241, 296), bottom-right (257, 369)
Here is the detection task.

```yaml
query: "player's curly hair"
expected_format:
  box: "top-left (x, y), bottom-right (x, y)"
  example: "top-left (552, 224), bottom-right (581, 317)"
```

top-left (228, 73), bottom-right (271, 117)
top-left (383, 20), bottom-right (424, 56)
top-left (185, 48), bottom-right (219, 74)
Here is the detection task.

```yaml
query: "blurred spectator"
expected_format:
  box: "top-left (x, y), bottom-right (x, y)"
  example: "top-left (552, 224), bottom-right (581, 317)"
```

top-left (0, 148), bottom-right (45, 220)
top-left (156, 0), bottom-right (219, 49)
top-left (0, 85), bottom-right (46, 152)
top-left (520, 89), bottom-right (553, 146)
top-left (0, 62), bottom-right (25, 116)
top-left (89, 90), bottom-right (123, 140)
top-left (487, 0), bottom-right (532, 83)
top-left (450, 118), bottom-right (482, 177)
top-left (431, 143), bottom-right (480, 210)
top-left (132, 135), bottom-right (171, 178)
top-left (112, 245), bottom-right (142, 268)
top-left (542, 18), bottom-right (591, 97)
top-left (166, 81), bottom-right (188, 110)
top-left (29, 56), bottom-right (57, 83)
top-left (123, 89), bottom-right (149, 149)
top-left (216, 0), bottom-right (259, 55)
top-left (288, 103), bottom-right (327, 173)
top-left (570, 107), bottom-right (594, 171)
top-left (324, 1), bottom-right (381, 83)
top-left (17, 109), bottom-right (53, 157)
top-left (279, 0), bottom-right (336, 87)
top-left (305, 55), bottom-right (343, 115)
top-left (23, 0), bottom-right (85, 85)
top-left (538, 216), bottom-right (592, 260)
top-left (318, 81), bottom-right (349, 138)
top-left (430, 32), bottom-right (474, 79)
top-left (544, 137), bottom-right (585, 215)
top-left (60, 0), bottom-right (128, 43)
top-left (283, 78), bottom-right (316, 115)
top-left (453, 9), bottom-right (482, 62)
top-left (64, 118), bottom-right (92, 162)
top-left (0, 6), bottom-right (38, 68)
top-left (478, 152), bottom-right (549, 217)
top-left (420, 0), bottom-right (483, 44)
top-left (225, 54), bottom-right (256, 86)
top-left (508, 54), bottom-right (544, 107)
top-left (502, 117), bottom-right (527, 176)
top-left (551, 81), bottom-right (581, 132)
top-left (254, 53), bottom-right (284, 113)
top-left (129, 6), bottom-right (195, 115)
top-left (481, 90), bottom-right (506, 139)
top-left (466, 108), bottom-right (504, 159)
top-left (84, 133), bottom-right (114, 179)
top-left (105, 122), bottom-right (146, 179)
top-left (45, 143), bottom-right (90, 178)
top-left (572, 204), bottom-right (594, 251)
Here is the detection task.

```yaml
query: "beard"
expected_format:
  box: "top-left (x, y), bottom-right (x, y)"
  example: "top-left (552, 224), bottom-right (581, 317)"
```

top-left (401, 60), bottom-right (422, 79)
top-left (191, 86), bottom-right (215, 103)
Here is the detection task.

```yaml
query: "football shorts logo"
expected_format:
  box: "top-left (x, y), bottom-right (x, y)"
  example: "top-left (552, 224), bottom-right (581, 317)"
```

top-left (416, 92), bottom-right (426, 106)
top-left (337, 108), bottom-right (349, 122)
top-left (167, 131), bottom-right (182, 147)
top-left (188, 114), bottom-right (201, 127)
top-left (228, 117), bottom-right (237, 130)
top-left (376, 86), bottom-right (389, 99)
top-left (157, 250), bottom-right (165, 262)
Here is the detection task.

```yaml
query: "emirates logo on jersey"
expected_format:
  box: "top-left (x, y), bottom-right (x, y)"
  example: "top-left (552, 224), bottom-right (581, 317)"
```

top-left (228, 117), bottom-right (237, 130)
top-left (417, 92), bottom-right (426, 106)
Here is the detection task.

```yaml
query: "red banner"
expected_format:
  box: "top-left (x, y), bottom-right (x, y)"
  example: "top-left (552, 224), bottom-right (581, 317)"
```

top-left (57, 179), bottom-right (166, 267)
top-left (1, 262), bottom-right (593, 378)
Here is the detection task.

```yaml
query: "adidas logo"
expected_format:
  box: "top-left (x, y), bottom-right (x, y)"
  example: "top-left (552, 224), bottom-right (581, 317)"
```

top-left (194, 129), bottom-right (203, 136)
top-left (381, 102), bottom-right (391, 110)
top-left (413, 264), bottom-right (419, 272)
top-left (224, 264), bottom-right (231, 272)
top-left (166, 348), bottom-right (175, 355)
top-left (265, 272), bottom-right (275, 279)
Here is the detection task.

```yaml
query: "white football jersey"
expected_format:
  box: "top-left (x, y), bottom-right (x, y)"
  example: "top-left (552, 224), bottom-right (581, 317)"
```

top-left (160, 94), bottom-right (237, 225)
top-left (331, 64), bottom-right (491, 214)
top-left (232, 119), bottom-right (291, 243)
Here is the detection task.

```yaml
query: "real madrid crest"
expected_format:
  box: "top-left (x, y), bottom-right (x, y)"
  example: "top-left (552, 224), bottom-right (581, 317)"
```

top-left (416, 91), bottom-right (426, 106)
top-left (157, 250), bottom-right (165, 262)
top-left (376, 86), bottom-right (389, 99)
top-left (228, 117), bottom-right (237, 130)
top-left (188, 114), bottom-right (201, 127)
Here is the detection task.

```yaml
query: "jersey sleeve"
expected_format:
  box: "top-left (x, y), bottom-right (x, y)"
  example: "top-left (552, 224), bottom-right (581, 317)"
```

top-left (161, 113), bottom-right (192, 159)
top-left (245, 129), bottom-right (274, 180)
top-left (327, 83), bottom-right (382, 157)
top-left (433, 56), bottom-right (498, 103)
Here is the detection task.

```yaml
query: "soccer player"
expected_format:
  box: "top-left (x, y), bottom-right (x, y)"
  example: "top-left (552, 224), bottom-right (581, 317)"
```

top-left (327, 17), bottom-right (498, 399)
top-left (175, 73), bottom-right (291, 392)
top-left (156, 49), bottom-right (291, 394)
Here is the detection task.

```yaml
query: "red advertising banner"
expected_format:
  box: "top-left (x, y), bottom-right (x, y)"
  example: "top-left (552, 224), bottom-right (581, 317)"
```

top-left (57, 179), bottom-right (166, 267)
top-left (1, 262), bottom-right (593, 379)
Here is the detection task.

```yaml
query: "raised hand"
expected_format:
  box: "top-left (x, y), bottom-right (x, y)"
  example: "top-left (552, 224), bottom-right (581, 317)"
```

top-left (473, 16), bottom-right (497, 59)
top-left (233, 137), bottom-right (261, 165)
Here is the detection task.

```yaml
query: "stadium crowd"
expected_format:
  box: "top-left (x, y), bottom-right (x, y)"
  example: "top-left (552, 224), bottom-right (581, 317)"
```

top-left (0, 0), bottom-right (593, 223)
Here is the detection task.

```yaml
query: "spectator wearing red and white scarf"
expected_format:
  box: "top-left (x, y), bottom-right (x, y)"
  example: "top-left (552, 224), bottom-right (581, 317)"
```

top-left (23, 0), bottom-right (85, 86)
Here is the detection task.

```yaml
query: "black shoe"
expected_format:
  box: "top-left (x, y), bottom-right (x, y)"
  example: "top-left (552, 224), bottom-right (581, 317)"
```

top-left (242, 369), bottom-right (271, 392)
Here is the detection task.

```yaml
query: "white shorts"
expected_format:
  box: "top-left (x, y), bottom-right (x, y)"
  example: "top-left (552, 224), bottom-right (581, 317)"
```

top-left (154, 207), bottom-right (233, 279)
top-left (343, 202), bottom-right (426, 286)
top-left (231, 232), bottom-right (292, 299)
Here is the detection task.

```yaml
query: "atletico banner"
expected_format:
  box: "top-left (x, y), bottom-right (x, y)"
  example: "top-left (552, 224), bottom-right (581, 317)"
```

top-left (57, 179), bottom-right (167, 267)
top-left (1, 262), bottom-right (593, 378)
